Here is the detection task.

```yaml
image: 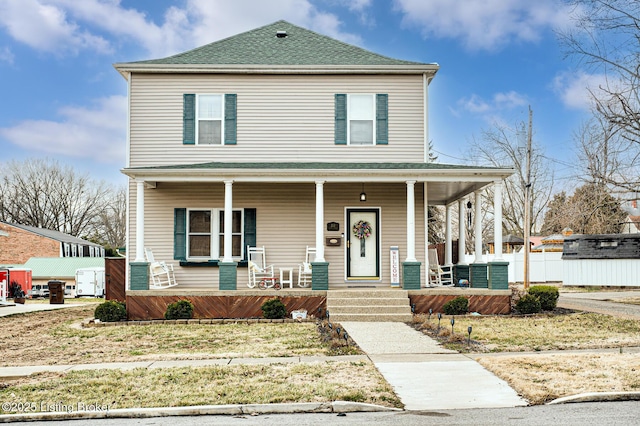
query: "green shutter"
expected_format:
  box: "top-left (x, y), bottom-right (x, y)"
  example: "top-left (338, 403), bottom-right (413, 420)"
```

top-left (376, 94), bottom-right (388, 145)
top-left (334, 94), bottom-right (347, 145)
top-left (174, 208), bottom-right (187, 260)
top-left (243, 208), bottom-right (256, 260)
top-left (224, 94), bottom-right (237, 145)
top-left (183, 94), bottom-right (195, 145)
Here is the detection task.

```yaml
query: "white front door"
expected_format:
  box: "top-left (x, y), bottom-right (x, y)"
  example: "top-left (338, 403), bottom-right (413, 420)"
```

top-left (346, 208), bottom-right (380, 280)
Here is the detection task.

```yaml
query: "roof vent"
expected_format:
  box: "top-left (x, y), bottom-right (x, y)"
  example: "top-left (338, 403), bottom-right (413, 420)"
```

top-left (276, 30), bottom-right (288, 38)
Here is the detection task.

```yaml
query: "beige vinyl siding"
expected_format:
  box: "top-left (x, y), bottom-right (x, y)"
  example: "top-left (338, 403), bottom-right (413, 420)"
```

top-left (129, 182), bottom-right (426, 289)
top-left (128, 74), bottom-right (425, 167)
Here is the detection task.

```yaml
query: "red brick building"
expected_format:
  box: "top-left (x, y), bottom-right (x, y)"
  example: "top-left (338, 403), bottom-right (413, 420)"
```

top-left (0, 222), bottom-right (104, 265)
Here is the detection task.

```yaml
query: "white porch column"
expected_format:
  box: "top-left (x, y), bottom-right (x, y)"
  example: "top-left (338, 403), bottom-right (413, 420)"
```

top-left (315, 181), bottom-right (325, 262)
top-left (474, 190), bottom-right (483, 263)
top-left (494, 180), bottom-right (504, 260)
top-left (406, 180), bottom-right (417, 262)
top-left (458, 199), bottom-right (467, 265)
top-left (423, 183), bottom-right (429, 277)
top-left (135, 180), bottom-right (145, 262)
top-left (222, 180), bottom-right (234, 263)
top-left (445, 203), bottom-right (453, 265)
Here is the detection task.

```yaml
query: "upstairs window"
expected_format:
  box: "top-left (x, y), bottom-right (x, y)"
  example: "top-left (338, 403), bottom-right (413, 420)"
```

top-left (183, 94), bottom-right (237, 145)
top-left (335, 93), bottom-right (388, 145)
top-left (197, 95), bottom-right (223, 145)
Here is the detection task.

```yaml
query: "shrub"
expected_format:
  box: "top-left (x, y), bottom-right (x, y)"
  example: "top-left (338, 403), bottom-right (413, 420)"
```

top-left (165, 299), bottom-right (194, 320)
top-left (528, 285), bottom-right (559, 311)
top-left (94, 301), bottom-right (127, 322)
top-left (515, 294), bottom-right (541, 315)
top-left (261, 298), bottom-right (287, 319)
top-left (442, 296), bottom-right (469, 315)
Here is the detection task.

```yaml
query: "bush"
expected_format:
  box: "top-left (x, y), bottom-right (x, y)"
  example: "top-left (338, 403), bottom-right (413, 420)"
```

top-left (261, 298), bottom-right (287, 319)
top-left (442, 296), bottom-right (469, 315)
top-left (528, 285), bottom-right (559, 311)
top-left (515, 294), bottom-right (541, 314)
top-left (94, 301), bottom-right (127, 322)
top-left (165, 299), bottom-right (194, 320)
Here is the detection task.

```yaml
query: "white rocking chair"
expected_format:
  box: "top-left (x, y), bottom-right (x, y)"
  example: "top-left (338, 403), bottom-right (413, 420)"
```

top-left (144, 248), bottom-right (178, 289)
top-left (297, 246), bottom-right (316, 288)
top-left (247, 246), bottom-right (275, 288)
top-left (428, 248), bottom-right (453, 287)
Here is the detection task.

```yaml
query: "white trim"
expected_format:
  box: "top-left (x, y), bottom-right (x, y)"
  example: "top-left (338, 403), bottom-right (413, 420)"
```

top-left (347, 94), bottom-right (376, 146)
top-left (195, 94), bottom-right (225, 146)
top-left (344, 206), bottom-right (382, 282)
top-left (186, 207), bottom-right (244, 261)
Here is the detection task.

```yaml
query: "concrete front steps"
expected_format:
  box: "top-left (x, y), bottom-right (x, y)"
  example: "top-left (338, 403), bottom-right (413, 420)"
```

top-left (326, 289), bottom-right (413, 322)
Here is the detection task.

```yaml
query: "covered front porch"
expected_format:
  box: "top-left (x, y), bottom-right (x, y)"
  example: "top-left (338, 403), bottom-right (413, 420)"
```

top-left (123, 162), bottom-right (514, 293)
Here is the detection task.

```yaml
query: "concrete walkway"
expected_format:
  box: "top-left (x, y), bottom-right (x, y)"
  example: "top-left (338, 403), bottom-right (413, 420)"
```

top-left (340, 322), bottom-right (528, 410)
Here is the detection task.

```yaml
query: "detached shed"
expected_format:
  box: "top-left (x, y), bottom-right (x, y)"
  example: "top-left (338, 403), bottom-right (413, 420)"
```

top-left (562, 234), bottom-right (640, 287)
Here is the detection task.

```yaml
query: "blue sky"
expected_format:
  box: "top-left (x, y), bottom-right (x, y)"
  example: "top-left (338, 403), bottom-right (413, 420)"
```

top-left (0, 0), bottom-right (600, 188)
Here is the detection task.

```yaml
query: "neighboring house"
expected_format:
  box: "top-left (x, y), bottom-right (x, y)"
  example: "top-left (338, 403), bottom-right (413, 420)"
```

top-left (22, 257), bottom-right (105, 296)
top-left (622, 215), bottom-right (640, 234)
top-left (532, 228), bottom-right (574, 253)
top-left (0, 222), bottom-right (105, 265)
top-left (114, 21), bottom-right (513, 307)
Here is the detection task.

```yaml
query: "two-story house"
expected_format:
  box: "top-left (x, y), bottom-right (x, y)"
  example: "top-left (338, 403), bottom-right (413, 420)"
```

top-left (114, 21), bottom-right (513, 320)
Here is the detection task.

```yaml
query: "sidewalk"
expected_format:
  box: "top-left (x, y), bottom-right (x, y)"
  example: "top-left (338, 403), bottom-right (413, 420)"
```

top-left (0, 301), bottom-right (89, 317)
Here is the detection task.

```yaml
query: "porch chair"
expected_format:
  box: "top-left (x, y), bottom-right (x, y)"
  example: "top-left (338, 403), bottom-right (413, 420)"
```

top-left (144, 248), bottom-right (178, 289)
top-left (247, 246), bottom-right (275, 288)
top-left (428, 248), bottom-right (453, 287)
top-left (297, 246), bottom-right (316, 288)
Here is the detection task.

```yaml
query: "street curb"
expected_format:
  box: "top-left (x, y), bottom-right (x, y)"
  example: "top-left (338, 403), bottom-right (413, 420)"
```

top-left (547, 391), bottom-right (640, 405)
top-left (0, 401), bottom-right (401, 422)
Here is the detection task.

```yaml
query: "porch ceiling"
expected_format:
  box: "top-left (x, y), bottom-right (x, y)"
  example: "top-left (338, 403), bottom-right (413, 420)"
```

top-left (122, 162), bottom-right (514, 205)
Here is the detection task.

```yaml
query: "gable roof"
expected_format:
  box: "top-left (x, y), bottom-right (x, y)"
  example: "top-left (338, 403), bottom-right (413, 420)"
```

top-left (23, 257), bottom-right (104, 279)
top-left (2, 222), bottom-right (102, 247)
top-left (114, 20), bottom-right (438, 75)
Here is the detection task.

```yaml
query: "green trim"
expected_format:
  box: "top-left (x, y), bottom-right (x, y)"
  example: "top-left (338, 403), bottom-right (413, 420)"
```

top-left (174, 208), bottom-right (187, 260)
top-left (183, 94), bottom-right (195, 145)
top-left (219, 262), bottom-right (237, 290)
top-left (334, 94), bottom-right (347, 145)
top-left (243, 208), bottom-right (256, 259)
top-left (376, 94), bottom-right (388, 145)
top-left (179, 260), bottom-right (249, 267)
top-left (402, 261), bottom-right (421, 290)
top-left (224, 94), bottom-right (237, 145)
top-left (311, 262), bottom-right (329, 290)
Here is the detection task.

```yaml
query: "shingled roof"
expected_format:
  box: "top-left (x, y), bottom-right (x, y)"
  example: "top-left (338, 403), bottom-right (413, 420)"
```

top-left (121, 20), bottom-right (434, 67)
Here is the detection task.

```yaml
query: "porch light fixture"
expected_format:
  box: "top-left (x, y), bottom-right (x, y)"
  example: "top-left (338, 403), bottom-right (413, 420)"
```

top-left (360, 183), bottom-right (367, 202)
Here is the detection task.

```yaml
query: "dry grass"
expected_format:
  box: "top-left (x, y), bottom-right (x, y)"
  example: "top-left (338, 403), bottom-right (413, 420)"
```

top-left (414, 312), bottom-right (640, 352)
top-left (0, 306), bottom-right (346, 366)
top-left (0, 361), bottom-right (402, 413)
top-left (475, 353), bottom-right (640, 404)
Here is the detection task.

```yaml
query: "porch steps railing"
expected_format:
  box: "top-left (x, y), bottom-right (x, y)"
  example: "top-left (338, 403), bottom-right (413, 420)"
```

top-left (326, 289), bottom-right (413, 322)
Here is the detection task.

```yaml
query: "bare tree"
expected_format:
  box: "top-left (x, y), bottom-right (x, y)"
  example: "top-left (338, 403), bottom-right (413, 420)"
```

top-left (470, 121), bottom-right (554, 237)
top-left (90, 184), bottom-right (127, 249)
top-left (560, 0), bottom-right (640, 192)
top-left (541, 182), bottom-right (626, 234)
top-left (0, 158), bottom-right (116, 242)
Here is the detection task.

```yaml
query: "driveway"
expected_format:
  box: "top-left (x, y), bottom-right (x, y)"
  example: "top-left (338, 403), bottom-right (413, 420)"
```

top-left (558, 291), bottom-right (640, 319)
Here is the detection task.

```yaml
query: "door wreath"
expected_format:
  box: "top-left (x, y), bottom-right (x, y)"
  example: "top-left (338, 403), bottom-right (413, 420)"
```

top-left (352, 220), bottom-right (372, 257)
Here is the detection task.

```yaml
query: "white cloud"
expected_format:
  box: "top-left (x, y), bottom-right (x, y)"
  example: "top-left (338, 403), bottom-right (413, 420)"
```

top-left (0, 0), bottom-right (111, 55)
top-left (552, 71), bottom-right (609, 111)
top-left (393, 0), bottom-right (576, 51)
top-left (459, 91), bottom-right (527, 114)
top-left (0, 0), bottom-right (363, 58)
top-left (0, 46), bottom-right (14, 64)
top-left (0, 96), bottom-right (126, 164)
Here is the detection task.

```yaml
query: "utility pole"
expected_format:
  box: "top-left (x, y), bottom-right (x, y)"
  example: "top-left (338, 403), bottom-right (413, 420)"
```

top-left (524, 106), bottom-right (532, 291)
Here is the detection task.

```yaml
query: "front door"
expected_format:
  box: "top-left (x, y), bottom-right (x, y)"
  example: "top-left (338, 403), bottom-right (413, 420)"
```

top-left (346, 208), bottom-right (380, 280)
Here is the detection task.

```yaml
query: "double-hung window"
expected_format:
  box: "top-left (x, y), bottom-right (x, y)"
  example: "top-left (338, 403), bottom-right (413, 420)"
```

top-left (183, 93), bottom-right (237, 145)
top-left (335, 93), bottom-right (388, 145)
top-left (197, 95), bottom-right (223, 145)
top-left (187, 209), bottom-right (243, 259)
top-left (348, 94), bottom-right (375, 145)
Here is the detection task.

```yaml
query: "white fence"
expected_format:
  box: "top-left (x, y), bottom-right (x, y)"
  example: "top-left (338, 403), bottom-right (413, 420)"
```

top-left (464, 251), bottom-right (564, 283)
top-left (563, 259), bottom-right (640, 287)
